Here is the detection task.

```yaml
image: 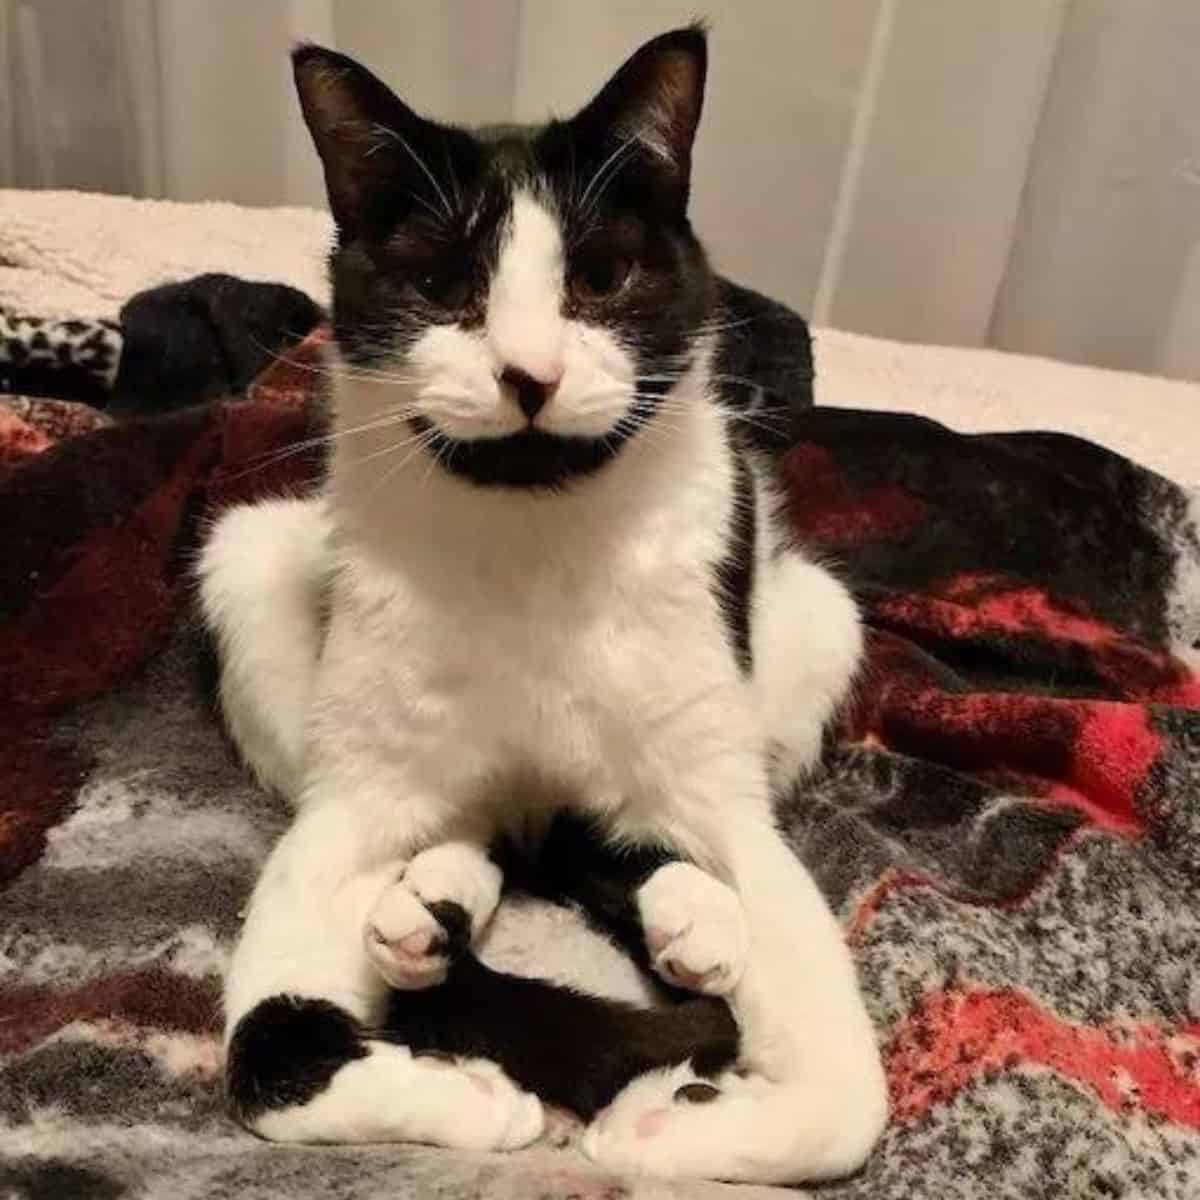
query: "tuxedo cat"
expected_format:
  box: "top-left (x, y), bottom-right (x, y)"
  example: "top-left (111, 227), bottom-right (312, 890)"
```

top-left (199, 26), bottom-right (886, 1184)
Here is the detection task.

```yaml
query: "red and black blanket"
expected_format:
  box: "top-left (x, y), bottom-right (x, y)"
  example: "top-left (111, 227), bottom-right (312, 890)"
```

top-left (2, 281), bottom-right (1198, 1199)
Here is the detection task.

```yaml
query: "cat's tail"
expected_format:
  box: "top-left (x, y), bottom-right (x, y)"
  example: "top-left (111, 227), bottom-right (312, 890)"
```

top-left (197, 495), bottom-right (331, 801)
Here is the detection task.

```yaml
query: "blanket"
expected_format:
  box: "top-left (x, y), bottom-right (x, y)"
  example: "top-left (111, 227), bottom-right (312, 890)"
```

top-left (3, 298), bottom-right (1200, 1198)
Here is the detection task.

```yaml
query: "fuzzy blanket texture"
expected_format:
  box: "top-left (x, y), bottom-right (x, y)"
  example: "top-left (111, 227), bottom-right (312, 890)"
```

top-left (2, 191), bottom-right (1200, 1200)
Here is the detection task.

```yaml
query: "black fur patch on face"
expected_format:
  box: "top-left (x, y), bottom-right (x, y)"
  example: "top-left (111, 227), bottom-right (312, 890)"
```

top-left (538, 129), bottom-right (715, 380)
top-left (328, 149), bottom-right (508, 368)
top-left (226, 995), bottom-right (367, 1121)
top-left (712, 447), bottom-right (757, 673)
top-left (411, 417), bottom-right (637, 490)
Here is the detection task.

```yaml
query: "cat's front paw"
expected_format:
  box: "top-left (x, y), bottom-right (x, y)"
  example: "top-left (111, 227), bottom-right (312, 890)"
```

top-left (637, 862), bottom-right (746, 995)
top-left (365, 843), bottom-right (501, 989)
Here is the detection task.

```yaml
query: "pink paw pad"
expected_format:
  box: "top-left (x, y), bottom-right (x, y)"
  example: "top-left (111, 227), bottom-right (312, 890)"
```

top-left (397, 928), bottom-right (435, 956)
top-left (635, 1107), bottom-right (671, 1138)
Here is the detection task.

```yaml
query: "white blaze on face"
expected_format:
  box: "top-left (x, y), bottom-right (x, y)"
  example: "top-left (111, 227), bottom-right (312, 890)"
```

top-left (406, 185), bottom-right (638, 443)
top-left (486, 189), bottom-right (567, 384)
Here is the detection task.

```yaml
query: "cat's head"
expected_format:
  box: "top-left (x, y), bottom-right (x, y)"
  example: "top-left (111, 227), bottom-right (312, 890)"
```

top-left (294, 26), bottom-right (715, 489)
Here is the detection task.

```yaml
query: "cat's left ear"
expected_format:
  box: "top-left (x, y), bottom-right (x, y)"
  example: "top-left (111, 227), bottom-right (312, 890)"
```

top-left (569, 25), bottom-right (707, 211)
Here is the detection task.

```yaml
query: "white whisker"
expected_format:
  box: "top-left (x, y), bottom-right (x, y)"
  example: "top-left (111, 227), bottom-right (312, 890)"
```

top-left (372, 124), bottom-right (453, 219)
top-left (578, 136), bottom-right (638, 214)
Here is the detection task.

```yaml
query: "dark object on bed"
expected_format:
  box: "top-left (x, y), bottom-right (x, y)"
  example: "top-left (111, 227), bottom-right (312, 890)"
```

top-left (0, 274), bottom-right (323, 416)
top-left (112, 273), bottom-right (323, 414)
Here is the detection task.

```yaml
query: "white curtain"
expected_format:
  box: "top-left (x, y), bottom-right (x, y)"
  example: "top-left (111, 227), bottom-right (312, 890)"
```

top-left (2, 0), bottom-right (1198, 382)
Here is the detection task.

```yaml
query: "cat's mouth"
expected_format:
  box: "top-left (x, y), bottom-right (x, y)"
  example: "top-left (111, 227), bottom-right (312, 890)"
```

top-left (408, 416), bottom-right (635, 490)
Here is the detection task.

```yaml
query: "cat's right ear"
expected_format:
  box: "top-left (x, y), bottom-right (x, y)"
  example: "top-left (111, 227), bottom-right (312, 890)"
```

top-left (292, 44), bottom-right (435, 236)
top-left (567, 25), bottom-right (708, 215)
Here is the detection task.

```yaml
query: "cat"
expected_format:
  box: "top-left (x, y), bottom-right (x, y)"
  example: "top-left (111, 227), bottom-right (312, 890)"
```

top-left (198, 25), bottom-right (887, 1184)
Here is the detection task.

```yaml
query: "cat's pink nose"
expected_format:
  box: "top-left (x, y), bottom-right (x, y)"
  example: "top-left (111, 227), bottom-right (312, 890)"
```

top-left (501, 365), bottom-right (561, 421)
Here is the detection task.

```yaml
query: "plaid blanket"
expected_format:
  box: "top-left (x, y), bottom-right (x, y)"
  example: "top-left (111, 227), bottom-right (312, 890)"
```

top-left (2, 319), bottom-right (1199, 1199)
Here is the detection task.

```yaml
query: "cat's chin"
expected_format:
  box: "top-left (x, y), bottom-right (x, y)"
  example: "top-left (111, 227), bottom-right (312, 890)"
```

top-left (408, 416), bottom-right (633, 490)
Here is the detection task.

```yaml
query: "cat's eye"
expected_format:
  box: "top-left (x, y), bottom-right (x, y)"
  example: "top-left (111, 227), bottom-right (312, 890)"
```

top-left (411, 265), bottom-right (472, 310)
top-left (570, 255), bottom-right (633, 303)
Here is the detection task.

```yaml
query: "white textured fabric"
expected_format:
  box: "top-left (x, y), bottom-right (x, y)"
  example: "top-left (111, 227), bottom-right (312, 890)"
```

top-left (817, 330), bottom-right (1200, 489)
top-left (0, 189), bottom-right (332, 317)
top-left (1, 188), bottom-right (1196, 487)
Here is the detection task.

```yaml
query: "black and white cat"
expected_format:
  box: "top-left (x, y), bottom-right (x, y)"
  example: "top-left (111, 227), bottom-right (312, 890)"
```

top-left (199, 26), bottom-right (886, 1184)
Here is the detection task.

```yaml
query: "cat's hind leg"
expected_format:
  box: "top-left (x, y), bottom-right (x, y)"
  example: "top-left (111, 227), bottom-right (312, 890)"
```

top-left (197, 496), bottom-right (331, 800)
top-left (753, 552), bottom-right (863, 791)
top-left (583, 809), bottom-right (887, 1184)
top-left (230, 999), bottom-right (542, 1149)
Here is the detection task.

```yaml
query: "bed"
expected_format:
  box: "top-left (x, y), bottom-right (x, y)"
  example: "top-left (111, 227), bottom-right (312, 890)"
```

top-left (2, 189), bottom-right (1198, 1200)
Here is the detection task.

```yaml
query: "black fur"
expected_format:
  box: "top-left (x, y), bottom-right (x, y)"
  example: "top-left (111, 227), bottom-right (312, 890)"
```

top-left (229, 959), bottom-right (737, 1126)
top-left (713, 448), bottom-right (757, 672)
top-left (113, 273), bottom-right (322, 414)
top-left (711, 277), bottom-right (815, 455)
top-left (499, 811), bottom-right (672, 974)
top-left (411, 418), bottom-right (641, 491)
top-left (226, 995), bottom-right (367, 1121)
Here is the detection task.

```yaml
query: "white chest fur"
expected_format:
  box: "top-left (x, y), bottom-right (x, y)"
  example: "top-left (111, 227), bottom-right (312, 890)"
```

top-left (308, 366), bottom-right (754, 844)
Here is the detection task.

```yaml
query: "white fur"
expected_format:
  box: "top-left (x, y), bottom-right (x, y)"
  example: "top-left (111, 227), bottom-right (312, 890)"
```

top-left (197, 497), bottom-right (331, 799)
top-left (253, 1041), bottom-right (544, 1149)
top-left (637, 861), bottom-right (746, 995)
top-left (477, 895), bottom-right (662, 1008)
top-left (486, 191), bottom-right (566, 385)
top-left (201, 187), bottom-right (885, 1181)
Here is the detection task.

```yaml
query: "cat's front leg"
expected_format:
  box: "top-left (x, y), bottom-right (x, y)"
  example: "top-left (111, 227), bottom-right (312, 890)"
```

top-left (585, 789), bottom-right (887, 1184)
top-left (224, 796), bottom-right (542, 1149)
